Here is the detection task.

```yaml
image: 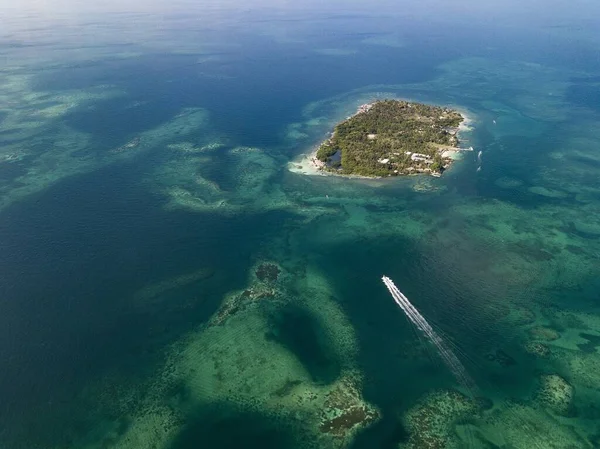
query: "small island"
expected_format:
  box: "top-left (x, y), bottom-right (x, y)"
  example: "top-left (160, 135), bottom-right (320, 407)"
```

top-left (307, 100), bottom-right (470, 177)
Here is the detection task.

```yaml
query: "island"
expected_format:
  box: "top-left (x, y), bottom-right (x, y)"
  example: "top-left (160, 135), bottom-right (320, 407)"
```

top-left (308, 100), bottom-right (469, 177)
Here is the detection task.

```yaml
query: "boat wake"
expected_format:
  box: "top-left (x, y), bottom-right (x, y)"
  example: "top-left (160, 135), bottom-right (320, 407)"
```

top-left (382, 275), bottom-right (477, 391)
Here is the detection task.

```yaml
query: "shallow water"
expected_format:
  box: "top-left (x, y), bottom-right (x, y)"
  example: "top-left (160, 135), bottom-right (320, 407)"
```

top-left (1, 1), bottom-right (600, 448)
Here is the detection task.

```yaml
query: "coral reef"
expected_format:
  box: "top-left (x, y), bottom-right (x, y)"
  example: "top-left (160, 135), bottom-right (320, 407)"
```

top-left (536, 374), bottom-right (574, 416)
top-left (256, 262), bottom-right (281, 283)
top-left (524, 341), bottom-right (551, 357)
top-left (208, 262), bottom-right (285, 326)
top-left (211, 285), bottom-right (278, 326)
top-left (400, 390), bottom-right (478, 449)
top-left (319, 376), bottom-right (379, 438)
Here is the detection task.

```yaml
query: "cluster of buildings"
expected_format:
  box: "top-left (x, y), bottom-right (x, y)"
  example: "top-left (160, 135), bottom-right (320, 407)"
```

top-left (357, 103), bottom-right (374, 114)
top-left (409, 152), bottom-right (433, 164)
top-left (378, 151), bottom-right (435, 165)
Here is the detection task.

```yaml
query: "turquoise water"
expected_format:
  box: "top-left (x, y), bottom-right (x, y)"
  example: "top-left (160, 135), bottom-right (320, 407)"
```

top-left (2, 1), bottom-right (600, 447)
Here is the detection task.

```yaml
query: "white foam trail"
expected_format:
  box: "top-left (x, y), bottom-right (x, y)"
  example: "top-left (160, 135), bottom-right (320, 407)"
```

top-left (382, 276), bottom-right (476, 391)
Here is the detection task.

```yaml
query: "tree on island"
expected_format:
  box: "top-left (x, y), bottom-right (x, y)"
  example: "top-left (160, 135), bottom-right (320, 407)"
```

top-left (430, 152), bottom-right (444, 173)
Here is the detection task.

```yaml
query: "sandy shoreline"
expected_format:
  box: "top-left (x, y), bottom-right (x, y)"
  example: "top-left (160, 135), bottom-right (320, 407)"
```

top-left (288, 102), bottom-right (475, 178)
top-left (287, 151), bottom-right (379, 179)
top-left (456, 108), bottom-right (474, 135)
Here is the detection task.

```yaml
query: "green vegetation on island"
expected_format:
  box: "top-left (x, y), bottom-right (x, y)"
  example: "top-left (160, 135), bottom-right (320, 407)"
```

top-left (315, 100), bottom-right (466, 177)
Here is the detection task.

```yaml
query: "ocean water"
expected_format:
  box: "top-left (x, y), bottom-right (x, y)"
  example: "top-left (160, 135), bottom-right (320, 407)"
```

top-left (1, 1), bottom-right (600, 448)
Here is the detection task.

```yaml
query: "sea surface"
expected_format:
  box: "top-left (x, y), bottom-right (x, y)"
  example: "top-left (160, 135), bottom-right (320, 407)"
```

top-left (1, 1), bottom-right (600, 447)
